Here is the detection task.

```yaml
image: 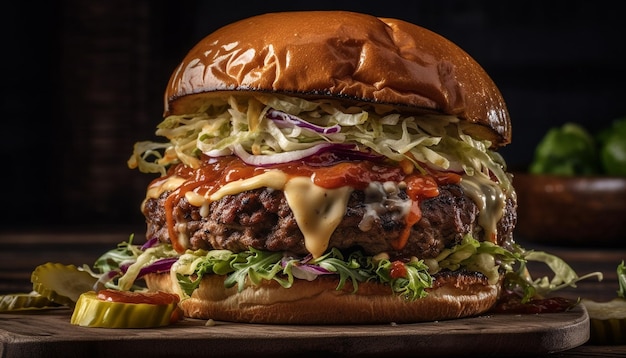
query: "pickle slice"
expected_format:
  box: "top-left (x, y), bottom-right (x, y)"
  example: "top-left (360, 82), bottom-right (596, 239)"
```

top-left (582, 298), bottom-right (626, 345)
top-left (71, 291), bottom-right (179, 328)
top-left (0, 292), bottom-right (61, 312)
top-left (31, 263), bottom-right (98, 307)
top-left (582, 298), bottom-right (626, 320)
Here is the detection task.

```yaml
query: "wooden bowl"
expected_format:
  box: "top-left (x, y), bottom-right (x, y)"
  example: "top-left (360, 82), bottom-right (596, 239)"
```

top-left (513, 172), bottom-right (626, 247)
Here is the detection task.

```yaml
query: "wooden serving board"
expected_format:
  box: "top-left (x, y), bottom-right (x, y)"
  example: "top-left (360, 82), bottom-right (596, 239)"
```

top-left (0, 306), bottom-right (589, 358)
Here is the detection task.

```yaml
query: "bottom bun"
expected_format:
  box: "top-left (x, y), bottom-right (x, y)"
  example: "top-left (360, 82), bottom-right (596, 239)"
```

top-left (145, 272), bottom-right (500, 324)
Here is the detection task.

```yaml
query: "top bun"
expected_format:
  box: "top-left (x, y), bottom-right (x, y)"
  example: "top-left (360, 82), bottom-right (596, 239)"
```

top-left (165, 11), bottom-right (511, 146)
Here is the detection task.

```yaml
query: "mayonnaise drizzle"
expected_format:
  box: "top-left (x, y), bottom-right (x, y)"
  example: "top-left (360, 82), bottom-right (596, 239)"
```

top-left (145, 170), bottom-right (508, 255)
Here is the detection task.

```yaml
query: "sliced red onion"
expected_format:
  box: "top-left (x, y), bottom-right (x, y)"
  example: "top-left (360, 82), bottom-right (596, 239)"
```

top-left (232, 143), bottom-right (334, 166)
top-left (106, 270), bottom-right (121, 280)
top-left (136, 257), bottom-right (178, 278)
top-left (119, 261), bottom-right (133, 273)
top-left (299, 254), bottom-right (314, 264)
top-left (119, 257), bottom-right (177, 277)
top-left (295, 264), bottom-right (333, 275)
top-left (140, 237), bottom-right (159, 251)
top-left (267, 109), bottom-right (341, 134)
top-left (281, 255), bottom-right (333, 281)
top-left (233, 142), bottom-right (385, 167)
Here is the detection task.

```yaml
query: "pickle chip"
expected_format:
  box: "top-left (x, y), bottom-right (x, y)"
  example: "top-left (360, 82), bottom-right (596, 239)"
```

top-left (31, 262), bottom-right (98, 307)
top-left (71, 291), bottom-right (179, 328)
top-left (0, 292), bottom-right (61, 312)
top-left (582, 298), bottom-right (626, 345)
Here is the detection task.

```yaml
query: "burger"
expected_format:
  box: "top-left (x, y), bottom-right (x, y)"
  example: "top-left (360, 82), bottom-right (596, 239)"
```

top-left (122, 10), bottom-right (520, 324)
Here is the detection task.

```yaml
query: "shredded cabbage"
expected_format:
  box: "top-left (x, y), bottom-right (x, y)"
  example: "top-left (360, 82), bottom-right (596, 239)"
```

top-left (128, 94), bottom-right (512, 192)
top-left (89, 234), bottom-right (602, 303)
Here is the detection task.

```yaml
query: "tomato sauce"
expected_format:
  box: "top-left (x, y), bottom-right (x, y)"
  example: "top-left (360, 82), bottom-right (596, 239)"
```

top-left (389, 260), bottom-right (408, 279)
top-left (159, 154), bottom-right (463, 252)
top-left (98, 289), bottom-right (180, 305)
top-left (489, 290), bottom-right (577, 314)
top-left (161, 155), bottom-right (461, 201)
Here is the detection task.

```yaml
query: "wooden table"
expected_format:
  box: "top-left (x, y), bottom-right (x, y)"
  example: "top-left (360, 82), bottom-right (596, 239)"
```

top-left (1, 230), bottom-right (624, 357)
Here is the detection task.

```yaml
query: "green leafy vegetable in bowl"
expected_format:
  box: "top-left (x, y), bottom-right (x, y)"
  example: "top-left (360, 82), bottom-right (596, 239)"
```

top-left (597, 118), bottom-right (626, 176)
top-left (529, 122), bottom-right (598, 176)
top-left (529, 117), bottom-right (626, 176)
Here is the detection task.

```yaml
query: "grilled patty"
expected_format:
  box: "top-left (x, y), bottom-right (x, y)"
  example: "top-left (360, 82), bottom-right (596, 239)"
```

top-left (142, 183), bottom-right (516, 259)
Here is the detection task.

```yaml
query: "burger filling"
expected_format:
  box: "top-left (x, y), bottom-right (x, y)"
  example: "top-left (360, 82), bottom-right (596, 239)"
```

top-left (117, 93), bottom-right (579, 303)
top-left (129, 94), bottom-right (514, 252)
top-left (143, 178), bottom-right (516, 261)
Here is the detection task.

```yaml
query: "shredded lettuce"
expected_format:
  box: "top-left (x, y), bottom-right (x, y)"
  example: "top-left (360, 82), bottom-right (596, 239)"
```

top-left (376, 257), bottom-right (433, 300)
top-left (225, 249), bottom-right (285, 291)
top-left (128, 94), bottom-right (511, 192)
top-left (87, 233), bottom-right (601, 304)
top-left (89, 235), bottom-right (179, 291)
top-left (171, 247), bottom-right (435, 299)
top-left (502, 249), bottom-right (603, 303)
top-left (115, 244), bottom-right (179, 291)
top-left (433, 235), bottom-right (519, 285)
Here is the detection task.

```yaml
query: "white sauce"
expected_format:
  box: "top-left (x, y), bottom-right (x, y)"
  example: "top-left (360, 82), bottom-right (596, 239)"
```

top-left (145, 169), bottom-right (508, 254)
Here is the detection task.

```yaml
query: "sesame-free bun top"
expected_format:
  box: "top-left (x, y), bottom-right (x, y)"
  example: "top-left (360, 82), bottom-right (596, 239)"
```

top-left (165, 11), bottom-right (511, 146)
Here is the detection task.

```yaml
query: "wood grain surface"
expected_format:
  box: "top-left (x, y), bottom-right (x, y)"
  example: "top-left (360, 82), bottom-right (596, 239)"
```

top-left (1, 305), bottom-right (589, 358)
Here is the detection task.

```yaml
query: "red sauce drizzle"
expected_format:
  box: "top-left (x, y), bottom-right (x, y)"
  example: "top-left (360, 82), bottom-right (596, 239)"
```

top-left (489, 290), bottom-right (577, 314)
top-left (97, 289), bottom-right (180, 305)
top-left (389, 260), bottom-right (408, 279)
top-left (157, 155), bottom-right (462, 252)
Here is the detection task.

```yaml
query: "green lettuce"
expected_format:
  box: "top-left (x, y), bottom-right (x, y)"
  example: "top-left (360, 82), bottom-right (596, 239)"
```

top-left (128, 94), bottom-right (511, 193)
top-left (93, 233), bottom-right (600, 303)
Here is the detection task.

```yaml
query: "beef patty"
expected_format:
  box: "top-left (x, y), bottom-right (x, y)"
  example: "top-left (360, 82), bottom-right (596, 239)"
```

top-left (142, 183), bottom-right (517, 259)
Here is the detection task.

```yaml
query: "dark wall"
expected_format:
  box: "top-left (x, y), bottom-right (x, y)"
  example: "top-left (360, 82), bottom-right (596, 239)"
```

top-left (3, 0), bottom-right (625, 231)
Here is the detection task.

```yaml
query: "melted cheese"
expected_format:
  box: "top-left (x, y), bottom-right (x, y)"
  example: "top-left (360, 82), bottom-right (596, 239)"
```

top-left (144, 168), bottom-right (509, 254)
top-left (146, 177), bottom-right (187, 199)
top-left (142, 176), bottom-right (187, 212)
top-left (146, 171), bottom-right (352, 258)
top-left (359, 181), bottom-right (411, 232)
top-left (283, 177), bottom-right (353, 258)
top-left (459, 174), bottom-right (506, 243)
top-left (209, 170), bottom-right (288, 202)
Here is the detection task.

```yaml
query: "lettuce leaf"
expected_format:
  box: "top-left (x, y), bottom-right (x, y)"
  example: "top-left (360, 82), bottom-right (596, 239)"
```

top-left (129, 94), bottom-right (511, 193)
top-left (91, 232), bottom-right (602, 304)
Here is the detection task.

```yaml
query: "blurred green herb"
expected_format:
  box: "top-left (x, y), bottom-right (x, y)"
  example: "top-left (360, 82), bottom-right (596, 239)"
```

top-left (597, 118), bottom-right (626, 176)
top-left (529, 117), bottom-right (626, 176)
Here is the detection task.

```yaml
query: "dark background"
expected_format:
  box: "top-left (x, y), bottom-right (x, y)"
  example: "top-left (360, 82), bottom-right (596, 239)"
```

top-left (3, 0), bottom-right (625, 234)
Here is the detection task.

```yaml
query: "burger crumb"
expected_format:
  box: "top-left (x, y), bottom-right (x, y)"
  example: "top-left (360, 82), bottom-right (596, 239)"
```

top-left (205, 319), bottom-right (216, 326)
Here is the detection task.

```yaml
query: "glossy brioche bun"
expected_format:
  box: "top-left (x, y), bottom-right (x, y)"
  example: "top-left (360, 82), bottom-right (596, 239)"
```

top-left (145, 272), bottom-right (501, 324)
top-left (164, 11), bottom-right (510, 146)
